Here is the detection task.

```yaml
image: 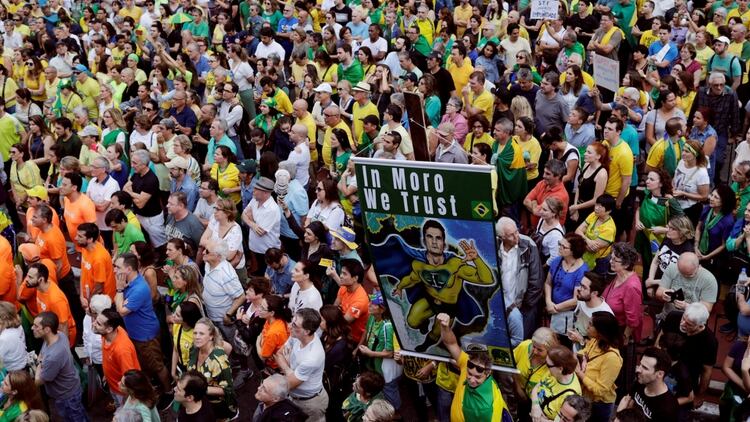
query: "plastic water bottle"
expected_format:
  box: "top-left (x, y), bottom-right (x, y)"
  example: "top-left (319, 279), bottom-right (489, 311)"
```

top-left (738, 269), bottom-right (748, 292)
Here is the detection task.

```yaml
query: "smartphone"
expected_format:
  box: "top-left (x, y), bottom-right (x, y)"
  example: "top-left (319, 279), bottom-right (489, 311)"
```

top-left (671, 288), bottom-right (685, 302)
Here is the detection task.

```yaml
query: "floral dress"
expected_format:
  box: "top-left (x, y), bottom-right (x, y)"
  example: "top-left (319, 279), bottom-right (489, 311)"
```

top-left (188, 347), bottom-right (237, 419)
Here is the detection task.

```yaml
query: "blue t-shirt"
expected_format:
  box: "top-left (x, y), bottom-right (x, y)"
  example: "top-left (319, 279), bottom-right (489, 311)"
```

top-left (648, 40), bottom-right (679, 76)
top-left (123, 275), bottom-right (160, 342)
top-left (622, 123), bottom-right (640, 187)
top-left (548, 256), bottom-right (588, 304)
top-left (279, 180), bottom-right (309, 239)
top-left (265, 255), bottom-right (297, 295)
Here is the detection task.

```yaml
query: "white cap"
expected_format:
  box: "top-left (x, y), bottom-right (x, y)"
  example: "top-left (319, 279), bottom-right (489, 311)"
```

top-left (313, 83), bottom-right (333, 93)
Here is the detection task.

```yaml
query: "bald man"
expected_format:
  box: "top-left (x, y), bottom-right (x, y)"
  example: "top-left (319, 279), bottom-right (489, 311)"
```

top-left (656, 252), bottom-right (717, 317)
top-left (293, 99), bottom-right (318, 163)
top-left (287, 123), bottom-right (311, 187)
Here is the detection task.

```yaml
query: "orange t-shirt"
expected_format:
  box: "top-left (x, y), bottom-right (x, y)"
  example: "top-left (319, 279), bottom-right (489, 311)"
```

top-left (18, 258), bottom-right (57, 316)
top-left (102, 327), bottom-right (141, 395)
top-left (260, 318), bottom-right (290, 368)
top-left (36, 282), bottom-right (76, 346)
top-left (36, 226), bottom-right (71, 279)
top-left (337, 285), bottom-right (370, 343)
top-left (62, 194), bottom-right (96, 242)
top-left (0, 237), bottom-right (17, 308)
top-left (26, 206), bottom-right (60, 241)
top-left (81, 242), bottom-right (116, 300)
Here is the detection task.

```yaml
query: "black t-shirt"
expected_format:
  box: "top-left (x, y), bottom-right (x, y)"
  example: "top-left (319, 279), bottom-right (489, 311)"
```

top-left (177, 400), bottom-right (216, 422)
top-left (655, 239), bottom-right (695, 280)
top-left (664, 361), bottom-right (694, 409)
top-left (431, 67), bottom-right (456, 113)
top-left (57, 134), bottom-right (82, 159)
top-left (332, 5), bottom-right (352, 25)
top-left (662, 311), bottom-right (719, 389)
top-left (631, 383), bottom-right (680, 420)
top-left (635, 16), bottom-right (655, 34)
top-left (131, 170), bottom-right (162, 217)
top-left (565, 14), bottom-right (599, 46)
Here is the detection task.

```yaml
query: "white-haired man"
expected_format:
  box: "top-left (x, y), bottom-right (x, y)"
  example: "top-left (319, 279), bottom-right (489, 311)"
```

top-left (655, 302), bottom-right (717, 408)
top-left (496, 217), bottom-right (543, 338)
top-left (253, 373), bottom-right (306, 420)
top-left (202, 239), bottom-right (245, 340)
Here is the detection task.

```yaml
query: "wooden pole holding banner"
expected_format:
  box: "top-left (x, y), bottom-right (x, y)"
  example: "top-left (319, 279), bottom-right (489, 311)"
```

top-left (403, 91), bottom-right (431, 162)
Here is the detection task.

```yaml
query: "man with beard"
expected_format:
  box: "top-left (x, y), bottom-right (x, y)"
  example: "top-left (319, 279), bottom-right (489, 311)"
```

top-left (567, 272), bottom-right (614, 349)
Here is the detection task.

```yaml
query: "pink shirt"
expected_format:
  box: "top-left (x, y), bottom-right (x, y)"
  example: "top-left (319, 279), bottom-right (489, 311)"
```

top-left (602, 273), bottom-right (643, 342)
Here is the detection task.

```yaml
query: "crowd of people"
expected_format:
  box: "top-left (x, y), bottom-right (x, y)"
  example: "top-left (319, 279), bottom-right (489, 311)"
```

top-left (5, 0), bottom-right (750, 421)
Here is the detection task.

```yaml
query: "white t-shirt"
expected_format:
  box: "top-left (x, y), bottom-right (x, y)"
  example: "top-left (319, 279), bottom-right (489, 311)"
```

top-left (254, 40), bottom-right (286, 62)
top-left (287, 336), bottom-right (325, 398)
top-left (0, 326), bottom-right (27, 371)
top-left (207, 220), bottom-right (246, 269)
top-left (360, 37), bottom-right (388, 58)
top-left (289, 283), bottom-right (323, 313)
top-left (287, 143), bottom-right (311, 187)
top-left (306, 200), bottom-right (345, 233)
top-left (87, 175), bottom-right (120, 231)
top-left (194, 198), bottom-right (217, 224)
top-left (229, 59), bottom-right (255, 92)
top-left (673, 161), bottom-right (710, 210)
top-left (572, 300), bottom-right (613, 351)
top-left (735, 141), bottom-right (750, 169)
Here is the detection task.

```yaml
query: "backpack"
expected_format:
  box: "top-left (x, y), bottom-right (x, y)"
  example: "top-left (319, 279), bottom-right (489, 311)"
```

top-left (230, 103), bottom-right (254, 147)
top-left (708, 54), bottom-right (745, 84)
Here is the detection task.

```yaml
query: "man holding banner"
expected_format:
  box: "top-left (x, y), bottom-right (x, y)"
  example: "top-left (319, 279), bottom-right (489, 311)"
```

top-left (436, 312), bottom-right (513, 422)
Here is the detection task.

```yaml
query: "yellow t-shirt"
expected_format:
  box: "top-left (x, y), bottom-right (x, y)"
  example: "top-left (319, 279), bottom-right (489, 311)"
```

top-left (604, 139), bottom-right (633, 198)
top-left (453, 4), bottom-right (473, 37)
top-left (560, 71), bottom-right (595, 90)
top-left (639, 30), bottom-right (659, 47)
top-left (0, 77), bottom-right (18, 108)
top-left (468, 89), bottom-right (494, 122)
top-left (616, 86), bottom-right (649, 109)
top-left (75, 77), bottom-right (101, 120)
top-left (534, 372), bottom-right (582, 420)
top-left (296, 113), bottom-right (319, 162)
top-left (513, 339), bottom-right (551, 397)
top-left (515, 136), bottom-right (542, 180)
top-left (447, 57), bottom-right (474, 95)
top-left (352, 101), bottom-right (379, 145)
top-left (583, 212), bottom-right (616, 262)
top-left (210, 162), bottom-right (241, 204)
top-left (646, 138), bottom-right (682, 170)
top-left (322, 121), bottom-right (353, 167)
top-left (729, 8), bottom-right (750, 28)
top-left (696, 46), bottom-right (715, 80)
top-left (270, 89), bottom-right (293, 115)
top-left (464, 132), bottom-right (494, 152)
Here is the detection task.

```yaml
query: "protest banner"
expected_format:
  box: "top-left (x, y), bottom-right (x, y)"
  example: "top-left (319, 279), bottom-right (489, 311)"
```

top-left (530, 0), bottom-right (559, 20)
top-left (353, 158), bottom-right (515, 370)
top-left (593, 53), bottom-right (620, 92)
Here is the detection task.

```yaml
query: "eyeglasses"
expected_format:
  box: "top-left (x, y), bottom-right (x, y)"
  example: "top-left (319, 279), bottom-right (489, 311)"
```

top-left (223, 89), bottom-right (234, 93)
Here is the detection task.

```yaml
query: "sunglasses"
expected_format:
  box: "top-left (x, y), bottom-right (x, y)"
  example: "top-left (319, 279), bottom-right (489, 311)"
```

top-left (466, 361), bottom-right (489, 372)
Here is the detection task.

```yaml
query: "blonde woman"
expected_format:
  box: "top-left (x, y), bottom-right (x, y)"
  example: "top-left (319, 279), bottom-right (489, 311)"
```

top-left (514, 327), bottom-right (559, 404)
top-left (511, 96), bottom-right (533, 121)
top-left (97, 84), bottom-right (116, 120)
top-left (188, 318), bottom-right (238, 419)
top-left (101, 108), bottom-right (128, 149)
top-left (0, 301), bottom-right (27, 371)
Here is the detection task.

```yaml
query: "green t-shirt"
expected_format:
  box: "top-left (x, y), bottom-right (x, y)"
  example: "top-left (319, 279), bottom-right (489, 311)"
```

top-left (363, 316), bottom-right (393, 374)
top-left (184, 19), bottom-right (209, 38)
top-left (115, 223), bottom-right (145, 254)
